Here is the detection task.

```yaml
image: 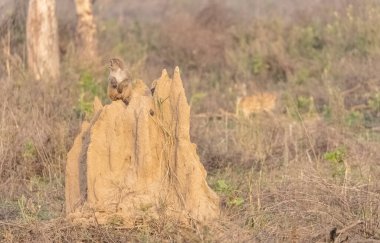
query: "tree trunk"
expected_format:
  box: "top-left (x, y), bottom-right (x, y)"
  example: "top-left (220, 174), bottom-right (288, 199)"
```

top-left (26, 0), bottom-right (60, 81)
top-left (74, 0), bottom-right (98, 60)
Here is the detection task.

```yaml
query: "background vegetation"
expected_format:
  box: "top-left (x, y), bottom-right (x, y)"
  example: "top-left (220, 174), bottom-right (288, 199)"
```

top-left (0, 0), bottom-right (379, 241)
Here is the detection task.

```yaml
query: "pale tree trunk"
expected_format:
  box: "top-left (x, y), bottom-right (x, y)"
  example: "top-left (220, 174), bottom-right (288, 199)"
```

top-left (75, 0), bottom-right (98, 60)
top-left (26, 0), bottom-right (60, 81)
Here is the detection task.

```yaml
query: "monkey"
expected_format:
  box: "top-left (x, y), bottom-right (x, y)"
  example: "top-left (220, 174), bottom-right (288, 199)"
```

top-left (107, 58), bottom-right (152, 106)
top-left (107, 58), bottom-right (131, 104)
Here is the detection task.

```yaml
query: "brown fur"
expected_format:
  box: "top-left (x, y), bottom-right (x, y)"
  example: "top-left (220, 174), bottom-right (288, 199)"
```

top-left (117, 79), bottom-right (133, 105)
top-left (236, 92), bottom-right (277, 117)
top-left (107, 76), bottom-right (122, 101)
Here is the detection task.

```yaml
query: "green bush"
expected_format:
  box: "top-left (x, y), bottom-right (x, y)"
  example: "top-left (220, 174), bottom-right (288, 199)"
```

top-left (75, 70), bottom-right (105, 117)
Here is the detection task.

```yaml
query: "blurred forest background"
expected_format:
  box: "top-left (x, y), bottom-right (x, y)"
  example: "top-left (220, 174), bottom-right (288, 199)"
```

top-left (0, 0), bottom-right (379, 241)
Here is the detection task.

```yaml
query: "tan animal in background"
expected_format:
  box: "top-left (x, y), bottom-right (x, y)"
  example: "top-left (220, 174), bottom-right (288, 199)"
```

top-left (235, 83), bottom-right (277, 117)
top-left (107, 58), bottom-right (132, 104)
top-left (234, 83), bottom-right (277, 117)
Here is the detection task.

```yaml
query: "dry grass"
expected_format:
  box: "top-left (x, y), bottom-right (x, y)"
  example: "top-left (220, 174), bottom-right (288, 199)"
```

top-left (193, 114), bottom-right (380, 241)
top-left (1, 0), bottom-right (380, 242)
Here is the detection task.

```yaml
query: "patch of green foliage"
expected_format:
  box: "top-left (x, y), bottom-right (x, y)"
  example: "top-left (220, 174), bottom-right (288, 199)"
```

top-left (369, 93), bottom-right (380, 113)
top-left (324, 147), bottom-right (346, 178)
top-left (107, 214), bottom-right (125, 226)
top-left (296, 95), bottom-right (315, 114)
top-left (75, 70), bottom-right (105, 117)
top-left (290, 25), bottom-right (324, 59)
top-left (190, 92), bottom-right (207, 107)
top-left (285, 94), bottom-right (316, 120)
top-left (22, 139), bottom-right (37, 161)
top-left (345, 111), bottom-right (364, 127)
top-left (214, 179), bottom-right (244, 207)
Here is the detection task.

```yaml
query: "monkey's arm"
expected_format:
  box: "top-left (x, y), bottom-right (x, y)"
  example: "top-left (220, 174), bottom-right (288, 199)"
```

top-left (117, 78), bottom-right (130, 93)
top-left (109, 76), bottom-right (118, 88)
top-left (120, 82), bottom-right (132, 105)
top-left (107, 76), bottom-right (121, 101)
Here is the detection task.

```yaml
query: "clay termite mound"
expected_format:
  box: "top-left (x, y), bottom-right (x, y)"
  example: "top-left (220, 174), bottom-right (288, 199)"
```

top-left (65, 67), bottom-right (220, 226)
